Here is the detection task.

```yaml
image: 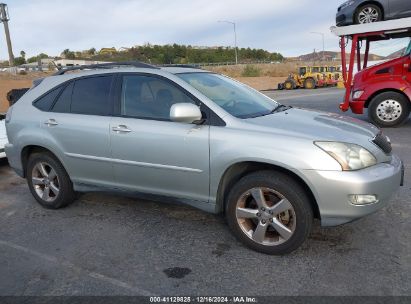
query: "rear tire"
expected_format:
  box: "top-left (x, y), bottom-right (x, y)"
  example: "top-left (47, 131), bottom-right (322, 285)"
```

top-left (355, 4), bottom-right (383, 24)
top-left (368, 92), bottom-right (410, 127)
top-left (26, 152), bottom-right (76, 209)
top-left (304, 78), bottom-right (316, 90)
top-left (226, 171), bottom-right (313, 255)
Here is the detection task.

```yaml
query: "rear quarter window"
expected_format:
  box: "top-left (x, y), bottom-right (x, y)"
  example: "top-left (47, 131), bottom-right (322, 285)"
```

top-left (33, 87), bottom-right (63, 111)
top-left (52, 82), bottom-right (74, 113)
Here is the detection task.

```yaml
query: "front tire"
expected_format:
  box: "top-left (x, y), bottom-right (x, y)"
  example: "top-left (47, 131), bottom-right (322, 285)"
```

top-left (26, 152), bottom-right (76, 209)
top-left (355, 4), bottom-right (382, 24)
top-left (226, 171), bottom-right (313, 255)
top-left (368, 92), bottom-right (410, 127)
top-left (284, 80), bottom-right (295, 90)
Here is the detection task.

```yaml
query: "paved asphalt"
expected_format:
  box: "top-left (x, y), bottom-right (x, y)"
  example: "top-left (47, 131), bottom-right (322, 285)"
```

top-left (0, 87), bottom-right (410, 296)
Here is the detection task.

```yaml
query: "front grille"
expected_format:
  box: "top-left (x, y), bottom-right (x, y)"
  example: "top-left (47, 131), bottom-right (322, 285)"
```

top-left (372, 133), bottom-right (392, 154)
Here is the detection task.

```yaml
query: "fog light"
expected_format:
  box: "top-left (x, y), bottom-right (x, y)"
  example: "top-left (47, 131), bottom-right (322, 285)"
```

top-left (349, 194), bottom-right (378, 205)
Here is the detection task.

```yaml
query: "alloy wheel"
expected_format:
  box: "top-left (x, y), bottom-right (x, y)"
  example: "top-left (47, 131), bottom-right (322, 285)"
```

top-left (235, 187), bottom-right (296, 246)
top-left (358, 7), bottom-right (380, 24)
top-left (31, 162), bottom-right (60, 202)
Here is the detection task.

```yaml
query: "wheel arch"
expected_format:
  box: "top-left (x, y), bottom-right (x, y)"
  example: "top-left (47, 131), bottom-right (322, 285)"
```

top-left (215, 161), bottom-right (320, 219)
top-left (21, 145), bottom-right (66, 178)
top-left (355, 1), bottom-right (385, 20)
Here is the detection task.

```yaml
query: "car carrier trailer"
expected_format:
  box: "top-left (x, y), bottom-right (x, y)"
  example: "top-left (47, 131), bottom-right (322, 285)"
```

top-left (331, 17), bottom-right (411, 127)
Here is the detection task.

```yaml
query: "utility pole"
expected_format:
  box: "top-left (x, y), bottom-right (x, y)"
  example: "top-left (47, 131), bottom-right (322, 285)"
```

top-left (0, 3), bottom-right (14, 66)
top-left (218, 20), bottom-right (238, 65)
top-left (311, 32), bottom-right (325, 61)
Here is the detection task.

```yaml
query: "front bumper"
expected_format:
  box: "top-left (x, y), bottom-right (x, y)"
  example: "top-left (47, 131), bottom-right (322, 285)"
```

top-left (302, 154), bottom-right (403, 226)
top-left (5, 143), bottom-right (24, 176)
top-left (349, 99), bottom-right (366, 114)
top-left (336, 7), bottom-right (355, 26)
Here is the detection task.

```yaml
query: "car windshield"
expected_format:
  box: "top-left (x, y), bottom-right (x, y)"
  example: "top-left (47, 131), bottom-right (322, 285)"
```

top-left (404, 38), bottom-right (411, 56)
top-left (177, 72), bottom-right (279, 118)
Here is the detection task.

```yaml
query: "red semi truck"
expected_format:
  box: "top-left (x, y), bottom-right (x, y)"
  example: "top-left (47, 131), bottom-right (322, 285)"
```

top-left (332, 17), bottom-right (411, 127)
top-left (351, 42), bottom-right (411, 127)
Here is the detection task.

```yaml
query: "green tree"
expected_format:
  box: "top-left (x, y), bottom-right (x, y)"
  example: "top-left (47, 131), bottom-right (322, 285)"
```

top-left (14, 57), bottom-right (26, 65)
top-left (27, 53), bottom-right (50, 63)
top-left (62, 49), bottom-right (75, 59)
top-left (88, 48), bottom-right (96, 55)
top-left (88, 43), bottom-right (284, 65)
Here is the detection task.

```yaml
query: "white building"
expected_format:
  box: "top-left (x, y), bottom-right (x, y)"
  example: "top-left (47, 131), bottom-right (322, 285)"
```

top-left (54, 59), bottom-right (109, 67)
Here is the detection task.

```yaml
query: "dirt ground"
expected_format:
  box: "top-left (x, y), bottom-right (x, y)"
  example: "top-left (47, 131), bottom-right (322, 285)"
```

top-left (0, 73), bottom-right (284, 113)
top-left (0, 73), bottom-right (41, 112)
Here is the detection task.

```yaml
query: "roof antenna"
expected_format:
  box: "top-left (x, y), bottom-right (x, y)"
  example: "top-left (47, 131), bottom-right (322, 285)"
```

top-left (52, 61), bottom-right (61, 71)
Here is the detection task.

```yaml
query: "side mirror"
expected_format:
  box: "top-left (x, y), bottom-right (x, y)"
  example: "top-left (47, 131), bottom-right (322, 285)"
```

top-left (170, 103), bottom-right (203, 124)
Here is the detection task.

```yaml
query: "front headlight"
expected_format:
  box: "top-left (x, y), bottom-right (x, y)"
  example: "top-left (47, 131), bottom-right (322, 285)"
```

top-left (340, 0), bottom-right (355, 10)
top-left (352, 90), bottom-right (364, 99)
top-left (315, 142), bottom-right (377, 171)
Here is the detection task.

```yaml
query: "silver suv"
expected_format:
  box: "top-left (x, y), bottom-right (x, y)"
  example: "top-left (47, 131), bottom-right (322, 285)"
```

top-left (5, 63), bottom-right (404, 254)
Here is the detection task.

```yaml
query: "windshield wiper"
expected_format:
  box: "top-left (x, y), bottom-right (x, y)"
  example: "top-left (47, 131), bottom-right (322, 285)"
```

top-left (271, 104), bottom-right (292, 113)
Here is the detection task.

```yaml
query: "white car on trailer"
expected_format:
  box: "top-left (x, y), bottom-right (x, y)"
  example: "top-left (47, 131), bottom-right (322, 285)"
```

top-left (0, 114), bottom-right (7, 158)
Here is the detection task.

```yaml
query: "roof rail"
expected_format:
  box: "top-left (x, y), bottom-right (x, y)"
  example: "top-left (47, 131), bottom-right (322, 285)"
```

top-left (53, 61), bottom-right (158, 75)
top-left (160, 64), bottom-right (202, 69)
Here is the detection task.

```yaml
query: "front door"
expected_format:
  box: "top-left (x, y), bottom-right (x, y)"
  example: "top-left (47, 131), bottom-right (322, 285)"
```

top-left (388, 0), bottom-right (411, 19)
top-left (110, 74), bottom-right (210, 202)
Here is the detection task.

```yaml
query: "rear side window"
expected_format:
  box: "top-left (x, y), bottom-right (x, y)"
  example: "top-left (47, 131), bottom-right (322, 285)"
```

top-left (34, 87), bottom-right (63, 111)
top-left (52, 82), bottom-right (73, 113)
top-left (71, 76), bottom-right (113, 115)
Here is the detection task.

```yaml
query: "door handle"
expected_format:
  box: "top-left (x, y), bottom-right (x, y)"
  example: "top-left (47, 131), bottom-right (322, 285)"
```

top-left (44, 119), bottom-right (58, 126)
top-left (112, 125), bottom-right (132, 133)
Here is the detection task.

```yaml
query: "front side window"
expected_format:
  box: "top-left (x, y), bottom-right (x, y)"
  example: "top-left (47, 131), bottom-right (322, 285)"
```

top-left (121, 75), bottom-right (196, 120)
top-left (71, 76), bottom-right (113, 115)
top-left (177, 72), bottom-right (278, 119)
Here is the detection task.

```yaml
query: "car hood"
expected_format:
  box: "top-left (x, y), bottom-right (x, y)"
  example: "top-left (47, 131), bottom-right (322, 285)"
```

top-left (243, 107), bottom-right (379, 142)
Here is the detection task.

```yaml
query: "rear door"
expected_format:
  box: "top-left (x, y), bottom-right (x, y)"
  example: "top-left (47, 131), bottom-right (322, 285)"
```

top-left (41, 75), bottom-right (115, 186)
top-left (109, 74), bottom-right (210, 202)
top-left (388, 0), bottom-right (411, 19)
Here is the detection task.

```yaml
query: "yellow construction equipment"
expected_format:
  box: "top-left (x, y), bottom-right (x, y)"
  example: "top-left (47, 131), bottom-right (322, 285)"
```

top-left (278, 65), bottom-right (341, 90)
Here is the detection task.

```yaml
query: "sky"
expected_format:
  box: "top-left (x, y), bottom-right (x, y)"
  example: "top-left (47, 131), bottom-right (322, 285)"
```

top-left (0, 0), bottom-right (409, 60)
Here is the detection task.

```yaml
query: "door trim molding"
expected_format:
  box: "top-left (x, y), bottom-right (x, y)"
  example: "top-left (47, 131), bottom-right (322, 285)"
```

top-left (65, 152), bottom-right (203, 173)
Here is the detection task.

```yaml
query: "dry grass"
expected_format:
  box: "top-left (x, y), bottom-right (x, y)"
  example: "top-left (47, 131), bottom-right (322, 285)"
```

top-left (205, 62), bottom-right (295, 78)
top-left (204, 61), bottom-right (338, 78)
top-left (233, 77), bottom-right (285, 91)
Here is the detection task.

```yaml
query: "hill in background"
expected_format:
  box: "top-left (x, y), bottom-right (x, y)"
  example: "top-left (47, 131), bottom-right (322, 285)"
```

top-left (296, 50), bottom-right (385, 62)
top-left (385, 47), bottom-right (406, 59)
